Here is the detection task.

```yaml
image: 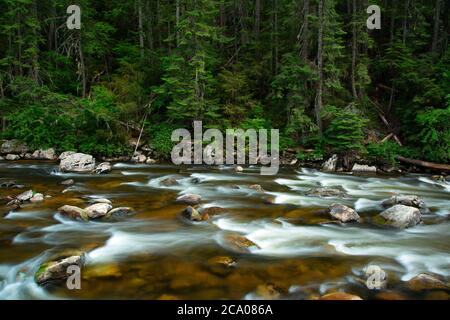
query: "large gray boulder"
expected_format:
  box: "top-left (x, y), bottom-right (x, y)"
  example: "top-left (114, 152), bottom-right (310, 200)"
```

top-left (32, 148), bottom-right (57, 160)
top-left (322, 154), bottom-right (338, 172)
top-left (85, 203), bottom-right (112, 219)
top-left (176, 194), bottom-right (202, 205)
top-left (59, 153), bottom-right (96, 173)
top-left (378, 205), bottom-right (422, 229)
top-left (35, 255), bottom-right (85, 286)
top-left (329, 204), bottom-right (360, 223)
top-left (58, 205), bottom-right (89, 221)
top-left (5, 154), bottom-right (20, 161)
top-left (94, 162), bottom-right (112, 174)
top-left (1, 140), bottom-right (28, 154)
top-left (382, 195), bottom-right (430, 214)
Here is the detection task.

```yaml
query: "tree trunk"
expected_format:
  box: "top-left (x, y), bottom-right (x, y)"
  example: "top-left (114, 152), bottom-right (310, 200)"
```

top-left (273, 0), bottom-right (279, 73)
top-left (351, 0), bottom-right (358, 99)
top-left (254, 0), bottom-right (261, 37)
top-left (299, 0), bottom-right (310, 61)
top-left (315, 0), bottom-right (324, 133)
top-left (402, 0), bottom-right (411, 45)
top-left (138, 0), bottom-right (145, 58)
top-left (431, 0), bottom-right (441, 53)
top-left (396, 156), bottom-right (450, 172)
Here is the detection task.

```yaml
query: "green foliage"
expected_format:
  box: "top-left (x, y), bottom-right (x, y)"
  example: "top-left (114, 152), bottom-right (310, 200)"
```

top-left (367, 141), bottom-right (402, 165)
top-left (323, 106), bottom-right (368, 155)
top-left (147, 123), bottom-right (177, 159)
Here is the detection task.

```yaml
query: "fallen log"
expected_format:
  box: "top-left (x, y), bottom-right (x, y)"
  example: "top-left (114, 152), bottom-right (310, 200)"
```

top-left (396, 156), bottom-right (450, 172)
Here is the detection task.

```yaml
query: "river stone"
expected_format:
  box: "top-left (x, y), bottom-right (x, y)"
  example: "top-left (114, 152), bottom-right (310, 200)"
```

top-left (146, 158), bottom-right (157, 164)
top-left (85, 203), bottom-right (113, 219)
top-left (200, 207), bottom-right (228, 216)
top-left (223, 234), bottom-right (260, 253)
top-left (5, 154), bottom-right (20, 161)
top-left (132, 152), bottom-right (147, 163)
top-left (181, 206), bottom-right (204, 222)
top-left (378, 205), bottom-right (422, 229)
top-left (235, 166), bottom-right (244, 173)
top-left (329, 204), bottom-right (360, 223)
top-left (176, 194), bottom-right (202, 205)
top-left (319, 292), bottom-right (363, 300)
top-left (30, 193), bottom-right (44, 202)
top-left (60, 153), bottom-right (96, 173)
top-left (352, 163), bottom-right (377, 173)
top-left (161, 178), bottom-right (179, 187)
top-left (58, 151), bottom-right (76, 160)
top-left (322, 154), bottom-right (338, 172)
top-left (382, 195), bottom-right (430, 214)
top-left (58, 205), bottom-right (89, 221)
top-left (0, 180), bottom-right (24, 189)
top-left (208, 256), bottom-right (236, 268)
top-left (1, 140), bottom-right (28, 154)
top-left (249, 184), bottom-right (265, 193)
top-left (406, 274), bottom-right (449, 291)
top-left (35, 255), bottom-right (85, 286)
top-left (60, 179), bottom-right (75, 186)
top-left (16, 190), bottom-right (34, 202)
top-left (94, 162), bottom-right (112, 174)
top-left (306, 187), bottom-right (347, 198)
top-left (32, 148), bottom-right (57, 160)
top-left (90, 198), bottom-right (112, 205)
top-left (106, 207), bottom-right (134, 219)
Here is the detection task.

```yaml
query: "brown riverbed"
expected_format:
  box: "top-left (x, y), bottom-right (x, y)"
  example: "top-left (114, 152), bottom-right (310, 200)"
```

top-left (0, 161), bottom-right (449, 300)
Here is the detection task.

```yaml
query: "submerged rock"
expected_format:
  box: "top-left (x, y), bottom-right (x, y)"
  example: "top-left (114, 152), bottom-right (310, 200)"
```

top-left (59, 153), bottom-right (96, 173)
top-left (176, 193), bottom-right (202, 205)
top-left (254, 284), bottom-right (283, 300)
top-left (306, 187), bottom-right (347, 198)
top-left (94, 162), bottom-right (112, 174)
top-left (58, 205), bottom-right (89, 221)
top-left (90, 198), bottom-right (112, 205)
top-left (382, 195), bottom-right (430, 214)
top-left (249, 184), bottom-right (265, 193)
top-left (377, 205), bottom-right (422, 229)
top-left (105, 207), bottom-right (134, 219)
top-left (319, 292), bottom-right (363, 300)
top-left (223, 234), bottom-right (260, 253)
top-left (161, 178), bottom-right (179, 187)
top-left (85, 203), bottom-right (113, 219)
top-left (60, 179), bottom-right (75, 186)
top-left (328, 204), bottom-right (360, 223)
top-left (0, 180), bottom-right (24, 189)
top-left (199, 206), bottom-right (228, 216)
top-left (181, 206), bottom-right (207, 222)
top-left (35, 255), bottom-right (85, 286)
top-left (406, 273), bottom-right (449, 292)
top-left (208, 256), bottom-right (236, 268)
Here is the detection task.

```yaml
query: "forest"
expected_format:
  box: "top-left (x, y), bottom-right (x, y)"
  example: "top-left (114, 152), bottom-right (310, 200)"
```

top-left (0, 0), bottom-right (449, 166)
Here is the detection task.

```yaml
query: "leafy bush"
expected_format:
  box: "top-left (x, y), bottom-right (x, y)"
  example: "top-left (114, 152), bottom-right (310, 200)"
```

top-left (147, 122), bottom-right (177, 159)
top-left (367, 141), bottom-right (402, 165)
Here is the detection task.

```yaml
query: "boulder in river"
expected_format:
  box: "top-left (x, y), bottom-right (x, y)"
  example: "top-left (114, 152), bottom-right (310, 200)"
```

top-left (5, 154), bottom-right (20, 161)
top-left (59, 153), bottom-right (96, 173)
top-left (0, 180), bottom-right (24, 189)
top-left (131, 152), bottom-right (147, 163)
top-left (352, 163), bottom-right (377, 173)
top-left (161, 178), bottom-right (179, 187)
top-left (328, 204), bottom-right (360, 223)
top-left (85, 203), bottom-right (113, 219)
top-left (377, 205), bottom-right (422, 229)
top-left (32, 148), bottom-right (57, 160)
top-left (94, 162), bottom-right (112, 174)
top-left (199, 206), bottom-right (228, 216)
top-left (181, 206), bottom-right (205, 222)
top-left (58, 205), bottom-right (89, 221)
top-left (58, 151), bottom-right (76, 160)
top-left (382, 195), bottom-right (430, 214)
top-left (1, 140), bottom-right (28, 154)
top-left (16, 190), bottom-right (34, 202)
top-left (176, 193), bottom-right (202, 205)
top-left (235, 166), bottom-right (244, 173)
top-left (306, 187), bottom-right (347, 198)
top-left (35, 255), bottom-right (85, 286)
top-left (30, 193), bottom-right (44, 202)
top-left (406, 273), bottom-right (449, 292)
top-left (319, 292), bottom-right (363, 300)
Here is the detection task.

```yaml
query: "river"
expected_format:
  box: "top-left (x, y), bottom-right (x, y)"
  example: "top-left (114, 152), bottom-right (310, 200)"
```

top-left (0, 161), bottom-right (449, 300)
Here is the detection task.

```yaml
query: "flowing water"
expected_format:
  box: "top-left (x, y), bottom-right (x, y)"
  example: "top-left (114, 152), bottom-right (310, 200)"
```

top-left (0, 161), bottom-right (449, 300)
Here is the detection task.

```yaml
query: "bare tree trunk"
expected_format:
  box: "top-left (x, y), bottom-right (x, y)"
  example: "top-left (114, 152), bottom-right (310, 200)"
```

top-left (220, 1), bottom-right (226, 28)
top-left (138, 0), bottom-right (145, 58)
top-left (431, 0), bottom-right (442, 53)
top-left (396, 156), bottom-right (450, 172)
top-left (273, 0), bottom-right (279, 73)
top-left (402, 0), bottom-right (411, 45)
top-left (351, 0), bottom-right (358, 99)
top-left (146, 0), bottom-right (154, 50)
top-left (389, 4), bottom-right (395, 44)
top-left (79, 37), bottom-right (87, 98)
top-left (176, 0), bottom-right (181, 47)
top-left (31, 0), bottom-right (40, 84)
top-left (299, 0), bottom-right (310, 61)
top-left (254, 0), bottom-right (261, 37)
top-left (315, 0), bottom-right (324, 133)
